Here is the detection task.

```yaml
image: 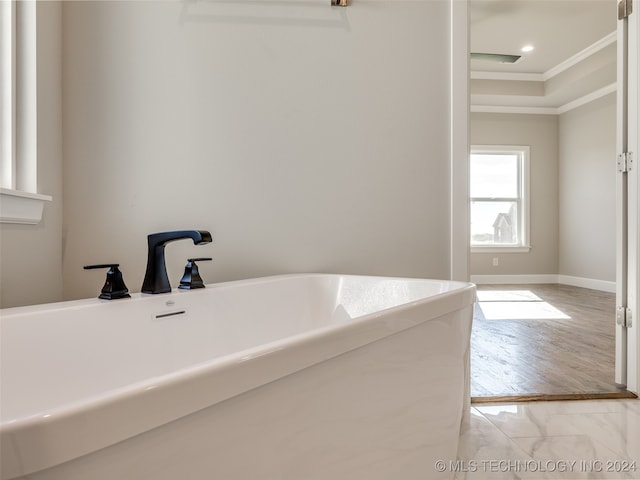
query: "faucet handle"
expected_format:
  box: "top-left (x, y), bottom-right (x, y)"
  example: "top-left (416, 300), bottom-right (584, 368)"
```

top-left (84, 264), bottom-right (131, 300)
top-left (178, 258), bottom-right (212, 290)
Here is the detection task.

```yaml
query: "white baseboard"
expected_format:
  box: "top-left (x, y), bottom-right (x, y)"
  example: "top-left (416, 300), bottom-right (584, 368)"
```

top-left (470, 274), bottom-right (558, 285)
top-left (470, 274), bottom-right (616, 293)
top-left (557, 275), bottom-right (616, 293)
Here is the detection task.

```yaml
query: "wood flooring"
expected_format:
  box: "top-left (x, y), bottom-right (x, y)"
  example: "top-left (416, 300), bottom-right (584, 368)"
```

top-left (470, 284), bottom-right (636, 402)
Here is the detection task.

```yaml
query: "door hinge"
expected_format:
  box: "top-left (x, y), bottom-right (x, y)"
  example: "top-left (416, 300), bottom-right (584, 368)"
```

top-left (619, 0), bottom-right (633, 19)
top-left (618, 152), bottom-right (634, 173)
top-left (617, 306), bottom-right (633, 328)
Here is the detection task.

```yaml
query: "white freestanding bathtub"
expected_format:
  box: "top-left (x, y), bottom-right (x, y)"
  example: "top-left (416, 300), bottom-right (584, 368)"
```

top-left (1, 274), bottom-right (475, 480)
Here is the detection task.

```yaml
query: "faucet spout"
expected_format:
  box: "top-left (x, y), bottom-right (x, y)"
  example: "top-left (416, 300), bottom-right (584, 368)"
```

top-left (141, 230), bottom-right (212, 294)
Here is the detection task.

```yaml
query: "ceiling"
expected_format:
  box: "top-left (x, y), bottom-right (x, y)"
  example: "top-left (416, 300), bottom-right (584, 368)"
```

top-left (470, 0), bottom-right (619, 113)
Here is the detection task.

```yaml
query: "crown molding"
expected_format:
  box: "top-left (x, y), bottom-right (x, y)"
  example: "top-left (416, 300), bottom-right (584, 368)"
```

top-left (556, 83), bottom-right (616, 114)
top-left (543, 31), bottom-right (616, 81)
top-left (471, 83), bottom-right (616, 115)
top-left (470, 105), bottom-right (557, 115)
top-left (470, 71), bottom-right (543, 82)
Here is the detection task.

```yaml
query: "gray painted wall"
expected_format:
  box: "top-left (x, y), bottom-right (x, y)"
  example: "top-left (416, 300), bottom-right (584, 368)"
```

top-left (60, 0), bottom-right (455, 301)
top-left (559, 93), bottom-right (616, 282)
top-left (470, 113), bottom-right (560, 276)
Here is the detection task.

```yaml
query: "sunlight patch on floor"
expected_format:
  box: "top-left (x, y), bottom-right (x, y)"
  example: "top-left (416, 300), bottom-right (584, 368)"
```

top-left (476, 290), bottom-right (542, 302)
top-left (477, 290), bottom-right (571, 320)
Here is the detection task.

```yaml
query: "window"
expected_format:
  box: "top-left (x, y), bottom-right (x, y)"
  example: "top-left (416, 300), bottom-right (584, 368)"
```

top-left (0, 0), bottom-right (51, 224)
top-left (470, 145), bottom-right (530, 252)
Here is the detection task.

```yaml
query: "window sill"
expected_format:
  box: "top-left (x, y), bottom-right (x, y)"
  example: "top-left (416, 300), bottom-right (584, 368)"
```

top-left (471, 245), bottom-right (531, 254)
top-left (0, 188), bottom-right (52, 225)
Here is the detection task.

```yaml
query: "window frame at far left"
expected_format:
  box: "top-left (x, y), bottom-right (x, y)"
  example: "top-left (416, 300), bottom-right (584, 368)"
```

top-left (0, 0), bottom-right (51, 225)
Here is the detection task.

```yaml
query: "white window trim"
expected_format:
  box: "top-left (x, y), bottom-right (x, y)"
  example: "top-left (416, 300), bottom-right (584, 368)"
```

top-left (0, 187), bottom-right (51, 224)
top-left (470, 145), bottom-right (531, 253)
top-left (0, 0), bottom-right (51, 225)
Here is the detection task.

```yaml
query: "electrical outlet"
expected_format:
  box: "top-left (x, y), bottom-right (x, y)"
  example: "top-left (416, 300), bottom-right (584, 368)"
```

top-left (492, 257), bottom-right (499, 267)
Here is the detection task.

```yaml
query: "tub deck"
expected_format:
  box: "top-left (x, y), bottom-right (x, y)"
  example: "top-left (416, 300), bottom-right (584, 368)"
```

top-left (1, 274), bottom-right (475, 480)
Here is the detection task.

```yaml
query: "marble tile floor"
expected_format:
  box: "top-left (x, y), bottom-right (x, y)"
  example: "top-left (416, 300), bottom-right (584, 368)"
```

top-left (456, 398), bottom-right (640, 479)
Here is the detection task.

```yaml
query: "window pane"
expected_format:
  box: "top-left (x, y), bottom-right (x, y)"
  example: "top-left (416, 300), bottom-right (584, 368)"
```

top-left (470, 154), bottom-right (519, 198)
top-left (470, 200), bottom-right (519, 245)
top-left (0, 0), bottom-right (13, 188)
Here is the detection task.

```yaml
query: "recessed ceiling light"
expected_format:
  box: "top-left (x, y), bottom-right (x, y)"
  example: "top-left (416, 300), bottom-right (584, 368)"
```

top-left (521, 45), bottom-right (534, 53)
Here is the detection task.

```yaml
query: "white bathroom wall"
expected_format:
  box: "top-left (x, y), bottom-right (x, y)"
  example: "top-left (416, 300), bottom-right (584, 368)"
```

top-left (559, 93), bottom-right (616, 284)
top-left (0, 2), bottom-right (63, 308)
top-left (61, 0), bottom-right (455, 300)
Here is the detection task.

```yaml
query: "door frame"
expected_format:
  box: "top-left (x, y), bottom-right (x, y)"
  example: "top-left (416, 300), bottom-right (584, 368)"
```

top-left (615, 0), bottom-right (639, 394)
top-left (451, 0), bottom-right (470, 283)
